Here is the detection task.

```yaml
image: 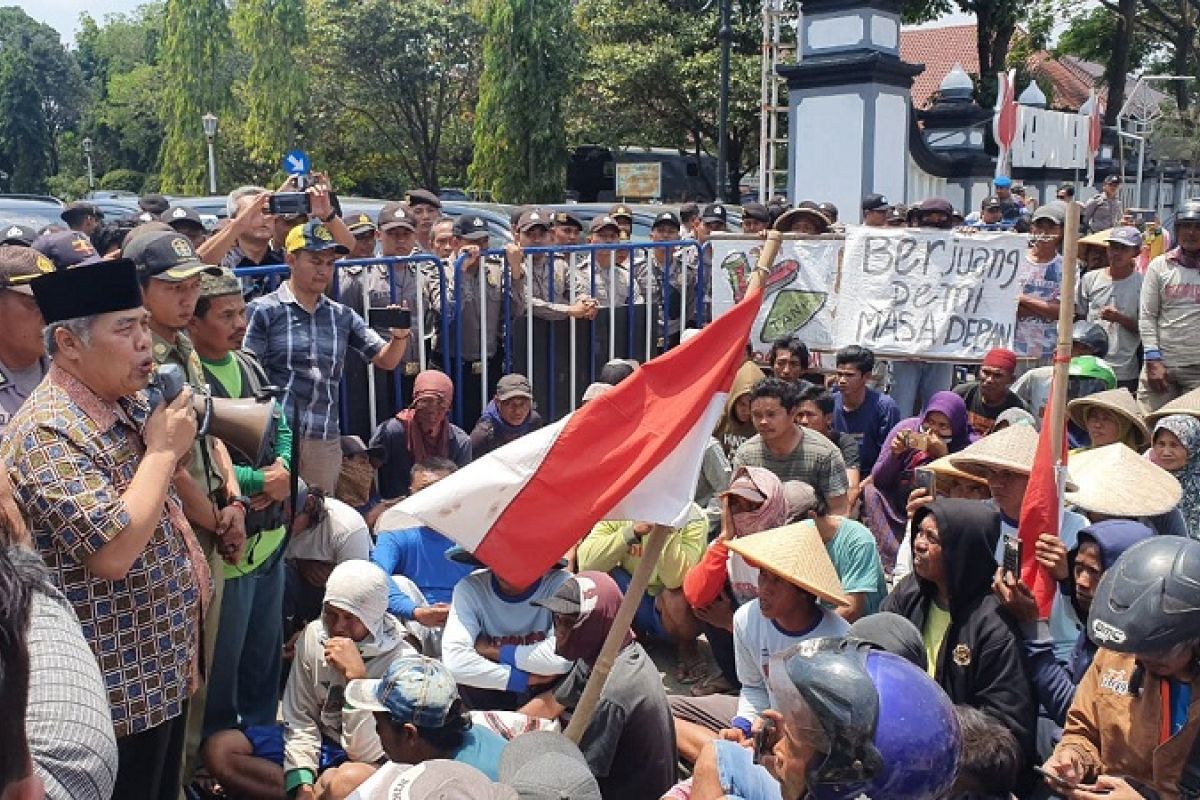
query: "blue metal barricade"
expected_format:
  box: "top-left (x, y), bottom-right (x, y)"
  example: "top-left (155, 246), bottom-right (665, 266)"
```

top-left (233, 238), bottom-right (707, 432)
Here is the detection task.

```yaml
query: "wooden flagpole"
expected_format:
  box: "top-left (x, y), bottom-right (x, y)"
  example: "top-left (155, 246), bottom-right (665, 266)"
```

top-left (1047, 202), bottom-right (1081, 469)
top-left (565, 230), bottom-right (783, 743)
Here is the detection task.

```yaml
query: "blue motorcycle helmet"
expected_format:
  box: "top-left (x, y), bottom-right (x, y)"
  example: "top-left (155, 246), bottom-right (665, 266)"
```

top-left (768, 637), bottom-right (961, 800)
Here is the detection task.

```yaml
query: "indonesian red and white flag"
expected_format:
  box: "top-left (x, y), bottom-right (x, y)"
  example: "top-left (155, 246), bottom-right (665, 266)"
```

top-left (393, 282), bottom-right (765, 587)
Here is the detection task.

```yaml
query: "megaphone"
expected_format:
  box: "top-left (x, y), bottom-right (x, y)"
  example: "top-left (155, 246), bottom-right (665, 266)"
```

top-left (147, 363), bottom-right (279, 468)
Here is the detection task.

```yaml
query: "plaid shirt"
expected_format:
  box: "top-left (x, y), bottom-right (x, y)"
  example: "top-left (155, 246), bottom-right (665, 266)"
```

top-left (244, 280), bottom-right (386, 440)
top-left (1, 365), bottom-right (207, 737)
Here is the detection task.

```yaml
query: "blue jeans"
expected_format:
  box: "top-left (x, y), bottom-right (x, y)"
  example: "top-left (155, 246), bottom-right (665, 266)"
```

top-left (714, 739), bottom-right (783, 800)
top-left (888, 361), bottom-right (954, 418)
top-left (203, 547), bottom-right (285, 737)
top-left (611, 568), bottom-right (669, 640)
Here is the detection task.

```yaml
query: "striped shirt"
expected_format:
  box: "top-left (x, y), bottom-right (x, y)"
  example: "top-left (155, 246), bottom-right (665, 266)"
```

top-left (12, 547), bottom-right (118, 799)
top-left (244, 280), bottom-right (386, 440)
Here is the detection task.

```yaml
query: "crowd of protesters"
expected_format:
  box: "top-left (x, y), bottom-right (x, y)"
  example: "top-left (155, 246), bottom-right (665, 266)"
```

top-left (1, 173), bottom-right (1199, 800)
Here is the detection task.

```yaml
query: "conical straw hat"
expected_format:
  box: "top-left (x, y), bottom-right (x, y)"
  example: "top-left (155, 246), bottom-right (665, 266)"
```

top-left (1146, 386), bottom-right (1200, 426)
top-left (725, 522), bottom-right (849, 607)
top-left (948, 423), bottom-right (1078, 490)
top-left (1065, 443), bottom-right (1181, 517)
top-left (1067, 388), bottom-right (1150, 450)
top-left (923, 454), bottom-right (989, 487)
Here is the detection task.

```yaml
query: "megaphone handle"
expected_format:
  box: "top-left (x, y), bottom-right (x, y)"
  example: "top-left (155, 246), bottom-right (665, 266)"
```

top-left (197, 394), bottom-right (213, 439)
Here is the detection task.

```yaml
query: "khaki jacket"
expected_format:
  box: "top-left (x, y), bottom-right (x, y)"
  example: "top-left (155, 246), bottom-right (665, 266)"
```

top-left (1058, 648), bottom-right (1200, 800)
top-left (282, 620), bottom-right (415, 782)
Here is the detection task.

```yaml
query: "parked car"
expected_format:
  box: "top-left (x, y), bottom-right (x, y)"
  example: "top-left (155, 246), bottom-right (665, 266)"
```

top-left (0, 196), bottom-right (65, 232)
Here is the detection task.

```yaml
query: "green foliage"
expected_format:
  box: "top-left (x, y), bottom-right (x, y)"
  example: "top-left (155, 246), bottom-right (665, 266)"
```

top-left (1054, 5), bottom-right (1152, 73)
top-left (99, 168), bottom-right (148, 192)
top-left (71, 6), bottom-right (167, 182)
top-left (46, 173), bottom-right (90, 201)
top-left (231, 0), bottom-right (308, 176)
top-left (0, 46), bottom-right (52, 192)
top-left (469, 0), bottom-right (578, 202)
top-left (158, 0), bottom-right (232, 193)
top-left (570, 0), bottom-right (760, 198)
top-left (0, 7), bottom-right (86, 175)
top-left (306, 0), bottom-right (483, 193)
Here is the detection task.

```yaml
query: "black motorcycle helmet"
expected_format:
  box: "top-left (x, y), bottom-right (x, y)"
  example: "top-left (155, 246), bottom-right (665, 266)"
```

top-left (1071, 320), bottom-right (1109, 360)
top-left (1087, 536), bottom-right (1200, 653)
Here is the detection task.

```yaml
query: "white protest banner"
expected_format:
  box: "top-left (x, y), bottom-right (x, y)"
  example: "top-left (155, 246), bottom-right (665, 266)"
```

top-left (710, 235), bottom-right (842, 350)
top-left (832, 227), bottom-right (1028, 359)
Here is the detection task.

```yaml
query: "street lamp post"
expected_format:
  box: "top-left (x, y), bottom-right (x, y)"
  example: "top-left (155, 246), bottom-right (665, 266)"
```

top-left (716, 0), bottom-right (731, 202)
top-left (82, 137), bottom-right (94, 190)
top-left (201, 112), bottom-right (218, 194)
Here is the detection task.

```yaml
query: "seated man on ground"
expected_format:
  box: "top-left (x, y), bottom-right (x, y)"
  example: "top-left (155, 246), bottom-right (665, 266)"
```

top-left (284, 485), bottom-right (374, 637)
top-left (334, 656), bottom-right (508, 799)
top-left (953, 348), bottom-right (1025, 437)
top-left (203, 561), bottom-right (416, 800)
top-left (334, 436), bottom-right (385, 517)
top-left (371, 459), bottom-right (475, 656)
top-left (685, 638), bottom-right (961, 800)
top-left (796, 386), bottom-right (861, 506)
top-left (683, 467), bottom-right (795, 695)
top-left (1042, 537), bottom-right (1200, 799)
top-left (442, 549), bottom-right (574, 711)
top-left (792, 493), bottom-right (887, 622)
top-left (715, 360), bottom-right (766, 460)
top-left (468, 374), bottom-right (543, 457)
top-left (576, 504), bottom-right (707, 681)
top-left (766, 335), bottom-right (813, 393)
top-left (518, 572), bottom-right (677, 800)
top-left (732, 377), bottom-right (849, 516)
top-left (993, 519), bottom-right (1152, 731)
top-left (672, 523), bottom-right (850, 763)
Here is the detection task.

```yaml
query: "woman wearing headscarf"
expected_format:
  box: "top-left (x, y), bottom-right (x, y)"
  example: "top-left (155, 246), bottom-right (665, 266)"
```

top-left (1151, 414), bottom-right (1200, 540)
top-left (682, 465), bottom-right (788, 693)
top-left (370, 370), bottom-right (473, 498)
top-left (519, 572), bottom-right (675, 800)
top-left (863, 391), bottom-right (975, 574)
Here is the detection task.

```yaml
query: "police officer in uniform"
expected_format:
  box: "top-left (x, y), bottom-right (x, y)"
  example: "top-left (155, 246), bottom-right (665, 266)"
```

top-left (123, 230), bottom-right (249, 782)
top-left (0, 246), bottom-right (54, 435)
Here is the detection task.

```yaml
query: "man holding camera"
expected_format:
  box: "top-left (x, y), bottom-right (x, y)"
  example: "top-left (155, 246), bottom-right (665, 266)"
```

top-left (187, 267), bottom-right (295, 738)
top-left (245, 220), bottom-right (411, 493)
top-left (1, 260), bottom-right (209, 800)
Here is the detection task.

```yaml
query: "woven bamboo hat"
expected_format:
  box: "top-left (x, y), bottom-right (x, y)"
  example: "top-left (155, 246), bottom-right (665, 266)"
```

top-left (1146, 386), bottom-right (1200, 426)
top-left (948, 424), bottom-right (1078, 490)
top-left (1068, 388), bottom-right (1150, 450)
top-left (923, 455), bottom-right (989, 487)
top-left (1077, 228), bottom-right (1110, 266)
top-left (1065, 443), bottom-right (1181, 517)
top-left (725, 522), bottom-right (849, 607)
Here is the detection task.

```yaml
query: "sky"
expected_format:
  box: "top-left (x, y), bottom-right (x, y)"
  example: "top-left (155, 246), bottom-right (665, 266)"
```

top-left (12, 0), bottom-right (147, 44)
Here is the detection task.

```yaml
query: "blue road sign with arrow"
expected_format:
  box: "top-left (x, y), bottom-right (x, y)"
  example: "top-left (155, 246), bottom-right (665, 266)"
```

top-left (283, 149), bottom-right (311, 176)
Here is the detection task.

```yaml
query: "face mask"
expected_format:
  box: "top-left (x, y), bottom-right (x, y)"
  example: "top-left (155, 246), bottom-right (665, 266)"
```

top-left (335, 458), bottom-right (375, 508)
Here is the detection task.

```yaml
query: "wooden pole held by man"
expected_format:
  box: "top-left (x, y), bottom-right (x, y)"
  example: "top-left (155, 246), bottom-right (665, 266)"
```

top-left (565, 230), bottom-right (783, 742)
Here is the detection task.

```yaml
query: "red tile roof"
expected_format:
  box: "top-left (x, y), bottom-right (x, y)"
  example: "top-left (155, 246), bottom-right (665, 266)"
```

top-left (900, 24), bottom-right (979, 109)
top-left (899, 23), bottom-right (1138, 113)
